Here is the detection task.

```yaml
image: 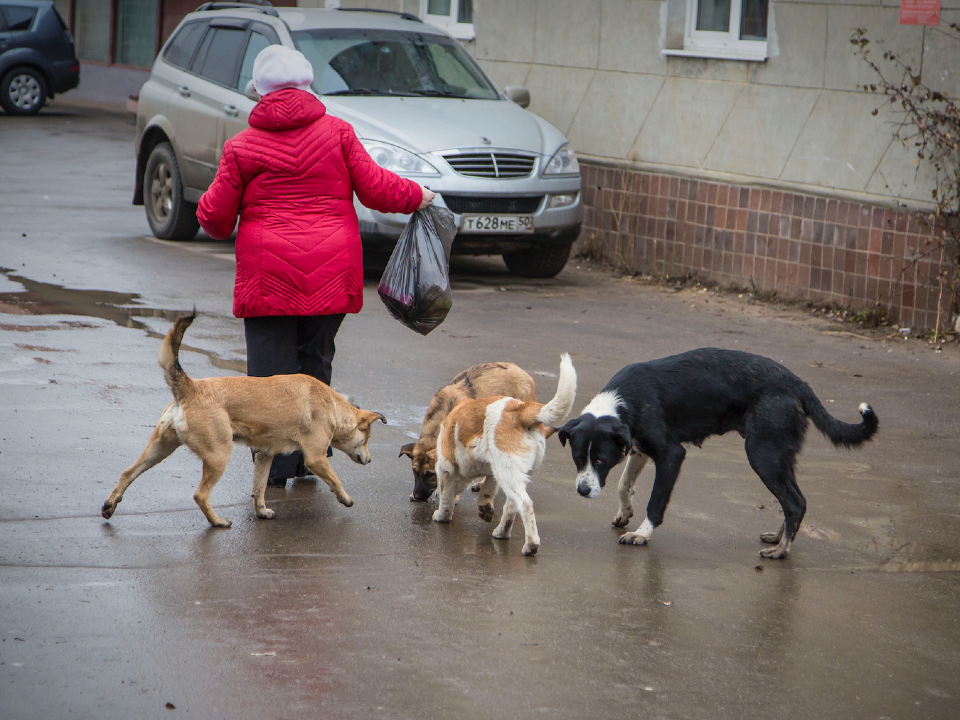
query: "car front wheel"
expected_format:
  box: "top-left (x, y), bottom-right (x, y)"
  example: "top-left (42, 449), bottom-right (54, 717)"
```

top-left (144, 142), bottom-right (200, 241)
top-left (502, 242), bottom-right (572, 279)
top-left (0, 66), bottom-right (47, 116)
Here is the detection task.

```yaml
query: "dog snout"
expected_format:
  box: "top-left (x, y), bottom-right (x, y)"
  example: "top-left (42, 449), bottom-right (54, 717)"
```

top-left (577, 483), bottom-right (593, 497)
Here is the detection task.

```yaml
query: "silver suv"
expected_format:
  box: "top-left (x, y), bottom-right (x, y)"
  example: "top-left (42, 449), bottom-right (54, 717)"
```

top-left (134, 2), bottom-right (581, 278)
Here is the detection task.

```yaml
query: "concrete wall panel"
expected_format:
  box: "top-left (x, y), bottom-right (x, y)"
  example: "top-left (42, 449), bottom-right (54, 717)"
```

top-left (780, 91), bottom-right (893, 191)
top-left (523, 65), bottom-right (596, 134)
top-left (920, 14), bottom-right (960, 101)
top-left (474, 0), bottom-right (537, 64)
top-left (704, 84), bottom-right (821, 179)
top-left (632, 77), bottom-right (744, 168)
top-left (865, 120), bottom-right (939, 200)
top-left (666, 55), bottom-right (751, 83)
top-left (824, 5), bottom-right (923, 92)
top-left (476, 60), bottom-right (532, 91)
top-left (533, 0), bottom-right (601, 68)
top-left (750, 2), bottom-right (828, 89)
top-left (566, 71), bottom-right (665, 158)
top-left (598, 0), bottom-right (667, 75)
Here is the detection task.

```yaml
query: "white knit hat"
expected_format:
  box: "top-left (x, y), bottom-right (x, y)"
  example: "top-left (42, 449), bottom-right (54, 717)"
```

top-left (252, 45), bottom-right (314, 96)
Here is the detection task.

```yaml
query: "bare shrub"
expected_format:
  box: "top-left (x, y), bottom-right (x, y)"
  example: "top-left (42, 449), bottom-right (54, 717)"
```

top-left (852, 26), bottom-right (960, 341)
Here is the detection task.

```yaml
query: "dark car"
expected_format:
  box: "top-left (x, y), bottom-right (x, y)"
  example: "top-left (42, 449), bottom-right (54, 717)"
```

top-left (0, 0), bottom-right (78, 115)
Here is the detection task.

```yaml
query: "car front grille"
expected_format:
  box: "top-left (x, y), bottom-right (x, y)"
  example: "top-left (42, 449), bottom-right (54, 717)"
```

top-left (443, 152), bottom-right (536, 178)
top-left (443, 195), bottom-right (544, 215)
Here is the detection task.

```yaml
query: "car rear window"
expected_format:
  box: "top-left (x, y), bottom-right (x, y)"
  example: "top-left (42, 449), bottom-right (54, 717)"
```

top-left (164, 21), bottom-right (206, 69)
top-left (190, 26), bottom-right (247, 87)
top-left (1, 5), bottom-right (38, 31)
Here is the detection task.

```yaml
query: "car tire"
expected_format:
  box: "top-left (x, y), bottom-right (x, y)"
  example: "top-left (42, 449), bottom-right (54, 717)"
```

top-left (502, 242), bottom-right (572, 279)
top-left (0, 66), bottom-right (48, 116)
top-left (144, 142), bottom-right (200, 241)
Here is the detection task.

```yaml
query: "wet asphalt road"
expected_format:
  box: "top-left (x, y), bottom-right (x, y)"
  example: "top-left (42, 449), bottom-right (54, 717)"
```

top-left (1, 102), bottom-right (959, 720)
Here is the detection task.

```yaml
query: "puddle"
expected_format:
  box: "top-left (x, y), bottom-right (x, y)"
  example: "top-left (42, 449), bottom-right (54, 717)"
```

top-left (0, 268), bottom-right (245, 373)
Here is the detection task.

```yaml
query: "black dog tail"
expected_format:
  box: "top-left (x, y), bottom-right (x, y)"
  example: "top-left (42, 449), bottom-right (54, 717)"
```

top-left (159, 310), bottom-right (196, 402)
top-left (800, 385), bottom-right (878, 448)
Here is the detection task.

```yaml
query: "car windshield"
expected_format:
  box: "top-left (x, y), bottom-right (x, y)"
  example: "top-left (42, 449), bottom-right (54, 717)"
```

top-left (291, 28), bottom-right (499, 100)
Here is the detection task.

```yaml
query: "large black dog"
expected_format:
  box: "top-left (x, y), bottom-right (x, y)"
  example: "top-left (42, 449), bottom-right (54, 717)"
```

top-left (558, 348), bottom-right (878, 559)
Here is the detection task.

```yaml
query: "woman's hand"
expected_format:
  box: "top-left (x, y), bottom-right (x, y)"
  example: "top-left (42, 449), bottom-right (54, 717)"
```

top-left (418, 186), bottom-right (436, 210)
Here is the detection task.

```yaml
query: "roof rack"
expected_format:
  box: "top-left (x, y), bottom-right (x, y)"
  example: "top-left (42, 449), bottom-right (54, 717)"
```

top-left (335, 7), bottom-right (422, 23)
top-left (195, 1), bottom-right (279, 17)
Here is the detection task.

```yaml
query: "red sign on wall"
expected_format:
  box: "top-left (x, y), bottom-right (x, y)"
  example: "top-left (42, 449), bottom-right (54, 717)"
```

top-left (900, 0), bottom-right (941, 25)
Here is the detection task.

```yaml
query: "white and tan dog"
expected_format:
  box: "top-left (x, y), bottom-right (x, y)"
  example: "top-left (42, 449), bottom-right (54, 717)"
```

top-left (429, 354), bottom-right (576, 556)
top-left (101, 313), bottom-right (386, 527)
top-left (400, 362), bottom-right (536, 514)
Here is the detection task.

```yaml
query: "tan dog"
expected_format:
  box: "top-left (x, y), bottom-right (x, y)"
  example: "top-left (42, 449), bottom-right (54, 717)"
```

top-left (400, 362), bottom-right (536, 520)
top-left (431, 355), bottom-right (576, 556)
top-left (101, 313), bottom-right (386, 527)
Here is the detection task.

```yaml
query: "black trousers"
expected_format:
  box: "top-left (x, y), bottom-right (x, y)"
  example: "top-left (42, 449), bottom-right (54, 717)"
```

top-left (244, 314), bottom-right (346, 482)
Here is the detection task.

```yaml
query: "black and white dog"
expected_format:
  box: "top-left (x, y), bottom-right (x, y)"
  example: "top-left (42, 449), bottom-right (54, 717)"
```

top-left (558, 348), bottom-right (878, 559)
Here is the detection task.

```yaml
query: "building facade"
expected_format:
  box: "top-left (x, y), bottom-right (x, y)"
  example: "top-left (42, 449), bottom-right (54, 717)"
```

top-left (328, 0), bottom-right (959, 329)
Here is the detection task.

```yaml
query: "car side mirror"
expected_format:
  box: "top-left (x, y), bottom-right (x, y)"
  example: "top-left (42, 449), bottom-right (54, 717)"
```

top-left (244, 79), bottom-right (259, 101)
top-left (504, 85), bottom-right (530, 108)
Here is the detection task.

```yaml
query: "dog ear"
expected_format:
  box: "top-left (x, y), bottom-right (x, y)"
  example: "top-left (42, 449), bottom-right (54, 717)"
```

top-left (358, 410), bottom-right (387, 428)
top-left (613, 422), bottom-right (632, 456)
top-left (557, 417), bottom-right (581, 447)
top-left (399, 443), bottom-right (415, 459)
top-left (543, 425), bottom-right (558, 439)
top-left (426, 448), bottom-right (437, 462)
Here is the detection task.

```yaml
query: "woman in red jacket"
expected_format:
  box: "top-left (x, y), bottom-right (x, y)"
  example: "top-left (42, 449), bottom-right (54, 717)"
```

top-left (198, 45), bottom-right (434, 486)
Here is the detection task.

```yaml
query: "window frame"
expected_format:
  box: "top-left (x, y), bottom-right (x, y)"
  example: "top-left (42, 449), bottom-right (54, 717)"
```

top-left (187, 21), bottom-right (252, 90)
top-left (420, 0), bottom-right (474, 42)
top-left (0, 5), bottom-right (39, 33)
top-left (663, 0), bottom-right (768, 63)
top-left (162, 20), bottom-right (209, 70)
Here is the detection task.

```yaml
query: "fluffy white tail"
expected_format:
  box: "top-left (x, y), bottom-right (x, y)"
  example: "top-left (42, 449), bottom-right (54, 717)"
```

top-left (536, 354), bottom-right (576, 427)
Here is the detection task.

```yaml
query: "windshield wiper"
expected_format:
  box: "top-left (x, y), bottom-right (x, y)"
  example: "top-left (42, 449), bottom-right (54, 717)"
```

top-left (406, 89), bottom-right (472, 99)
top-left (324, 88), bottom-right (418, 97)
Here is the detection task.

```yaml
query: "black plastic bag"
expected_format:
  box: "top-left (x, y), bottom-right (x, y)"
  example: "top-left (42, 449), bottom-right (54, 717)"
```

top-left (377, 204), bottom-right (457, 336)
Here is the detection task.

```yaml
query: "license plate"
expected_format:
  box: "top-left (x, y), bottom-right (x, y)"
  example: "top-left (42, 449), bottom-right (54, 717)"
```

top-left (460, 214), bottom-right (534, 234)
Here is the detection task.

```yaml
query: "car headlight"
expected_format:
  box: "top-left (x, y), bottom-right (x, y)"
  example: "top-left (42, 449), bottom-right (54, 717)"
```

top-left (360, 140), bottom-right (440, 177)
top-left (543, 143), bottom-right (580, 176)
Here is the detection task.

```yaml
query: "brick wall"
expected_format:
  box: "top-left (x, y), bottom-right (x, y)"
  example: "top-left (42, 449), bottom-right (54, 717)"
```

top-left (579, 162), bottom-right (956, 330)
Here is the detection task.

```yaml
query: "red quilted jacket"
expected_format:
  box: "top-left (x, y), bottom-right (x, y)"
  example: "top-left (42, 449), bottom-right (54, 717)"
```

top-left (197, 88), bottom-right (423, 318)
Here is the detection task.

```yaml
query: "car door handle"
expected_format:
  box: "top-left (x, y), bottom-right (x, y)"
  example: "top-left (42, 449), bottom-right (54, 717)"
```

top-left (223, 104), bottom-right (239, 117)
top-left (176, 85), bottom-right (191, 98)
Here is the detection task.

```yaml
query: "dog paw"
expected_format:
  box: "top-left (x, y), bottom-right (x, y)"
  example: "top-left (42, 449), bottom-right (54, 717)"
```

top-left (210, 518), bottom-right (233, 529)
top-left (256, 508), bottom-right (275, 520)
top-left (338, 496), bottom-right (354, 508)
top-left (101, 501), bottom-right (115, 519)
top-left (491, 528), bottom-right (511, 540)
top-left (612, 510), bottom-right (633, 528)
top-left (522, 542), bottom-right (540, 556)
top-left (470, 481), bottom-right (482, 493)
top-left (618, 531), bottom-right (650, 546)
top-left (478, 504), bottom-right (495, 523)
top-left (759, 531), bottom-right (782, 544)
top-left (759, 546), bottom-right (789, 560)
top-left (432, 509), bottom-right (452, 523)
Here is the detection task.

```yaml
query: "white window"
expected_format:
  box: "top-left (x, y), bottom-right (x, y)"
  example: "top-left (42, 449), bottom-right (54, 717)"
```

top-left (421, 0), bottom-right (474, 41)
top-left (664, 0), bottom-right (769, 62)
